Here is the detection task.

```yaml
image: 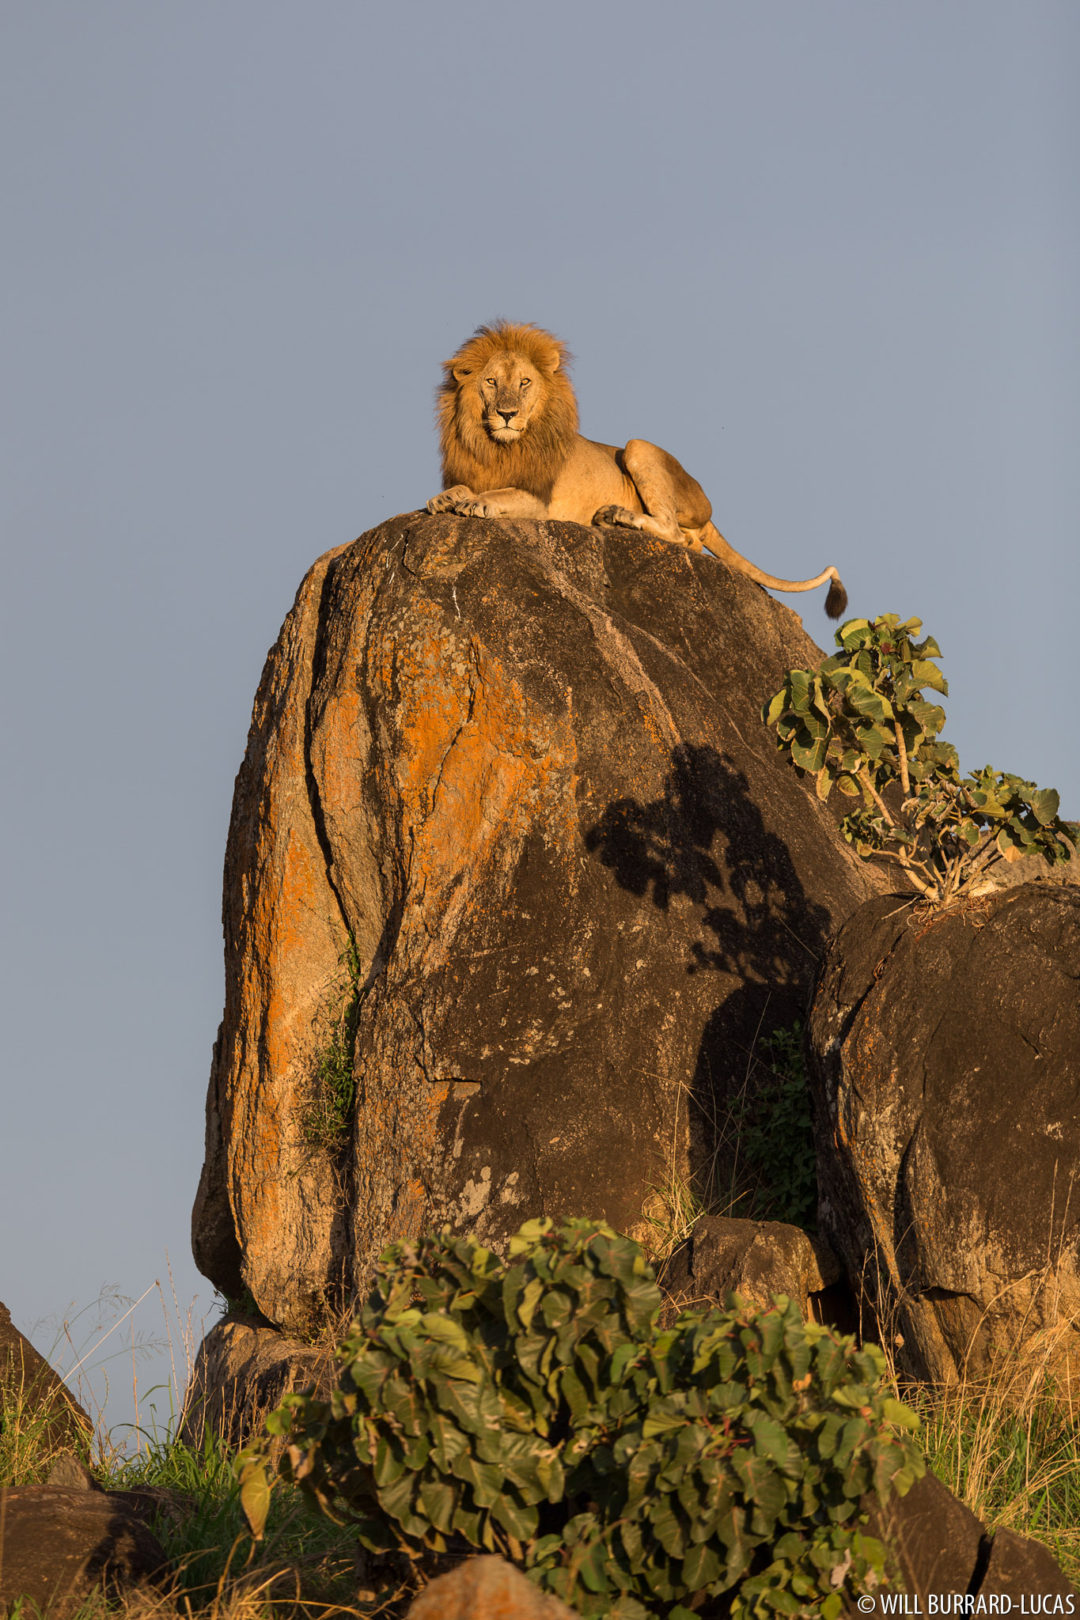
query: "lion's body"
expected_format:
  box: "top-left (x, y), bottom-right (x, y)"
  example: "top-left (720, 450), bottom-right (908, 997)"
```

top-left (428, 322), bottom-right (846, 617)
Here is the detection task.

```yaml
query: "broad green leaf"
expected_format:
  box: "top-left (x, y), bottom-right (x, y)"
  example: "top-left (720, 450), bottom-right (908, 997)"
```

top-left (427, 1410), bottom-right (467, 1470)
top-left (788, 669), bottom-right (812, 713)
top-left (448, 1449), bottom-right (505, 1509)
top-left (402, 1431), bottom-right (431, 1470)
top-left (1031, 787), bottom-right (1060, 825)
top-left (748, 1412), bottom-right (792, 1465)
top-left (845, 683), bottom-right (893, 721)
top-left (491, 1488), bottom-right (539, 1541)
top-left (238, 1457), bottom-right (271, 1541)
top-left (373, 1436), bottom-right (407, 1487)
top-left (559, 1364), bottom-right (591, 1422)
top-left (791, 733), bottom-right (828, 773)
top-left (575, 1535), bottom-right (614, 1594)
top-left (517, 1275), bottom-right (544, 1331)
top-left (681, 1539), bottom-right (722, 1589)
top-left (610, 1341), bottom-right (640, 1385)
top-left (499, 1430), bottom-right (551, 1496)
top-left (350, 1356), bottom-right (391, 1408)
top-left (418, 1312), bottom-right (470, 1349)
top-left (418, 1476), bottom-right (457, 1532)
top-left (509, 1217), bottom-right (554, 1252)
top-left (263, 1407), bottom-right (291, 1437)
top-left (909, 658), bottom-right (948, 694)
top-left (642, 1405), bottom-right (685, 1438)
top-left (647, 1495), bottom-right (686, 1557)
top-left (428, 1348), bottom-right (483, 1382)
top-left (379, 1469), bottom-right (424, 1535)
top-left (764, 690), bottom-right (788, 727)
top-left (536, 1448), bottom-right (565, 1503)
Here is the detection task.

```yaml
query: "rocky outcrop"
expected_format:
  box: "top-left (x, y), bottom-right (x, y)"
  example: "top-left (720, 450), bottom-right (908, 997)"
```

top-left (0, 1484), bottom-right (172, 1617)
top-left (0, 1301), bottom-right (92, 1454)
top-left (869, 1471), bottom-right (1077, 1602)
top-left (808, 884), bottom-right (1080, 1384)
top-left (659, 1214), bottom-right (847, 1325)
top-left (193, 512), bottom-right (885, 1332)
top-left (406, 1557), bottom-right (579, 1620)
top-left (179, 1317), bottom-right (335, 1448)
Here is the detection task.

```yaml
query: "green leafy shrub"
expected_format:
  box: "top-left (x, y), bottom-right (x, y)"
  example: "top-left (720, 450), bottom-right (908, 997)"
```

top-left (763, 615), bottom-right (1077, 904)
top-left (302, 933), bottom-right (362, 1151)
top-left (239, 1219), bottom-right (922, 1618)
top-left (736, 1022), bottom-right (817, 1230)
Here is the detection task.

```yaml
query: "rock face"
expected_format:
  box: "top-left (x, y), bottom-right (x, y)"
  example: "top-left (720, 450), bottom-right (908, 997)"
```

top-left (660, 1215), bottom-right (845, 1324)
top-left (179, 1318), bottom-right (335, 1448)
top-left (0, 1484), bottom-right (171, 1617)
top-left (0, 1300), bottom-right (93, 1454)
top-left (193, 512), bottom-right (882, 1331)
top-left (808, 884), bottom-right (1080, 1384)
top-left (406, 1557), bottom-right (580, 1620)
top-left (869, 1471), bottom-right (1077, 1603)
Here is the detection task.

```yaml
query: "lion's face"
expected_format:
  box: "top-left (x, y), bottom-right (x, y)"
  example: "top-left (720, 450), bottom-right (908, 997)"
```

top-left (453, 350), bottom-right (547, 444)
top-left (438, 323), bottom-right (579, 495)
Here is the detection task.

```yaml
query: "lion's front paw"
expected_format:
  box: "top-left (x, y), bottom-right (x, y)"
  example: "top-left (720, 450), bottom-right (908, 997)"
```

top-left (592, 504), bottom-right (642, 530)
top-left (457, 498), bottom-right (498, 518)
top-left (426, 485), bottom-right (475, 514)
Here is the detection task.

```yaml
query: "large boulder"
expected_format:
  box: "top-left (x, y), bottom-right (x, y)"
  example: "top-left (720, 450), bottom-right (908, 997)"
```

top-left (0, 1301), bottom-right (93, 1456)
top-left (868, 1471), bottom-right (1077, 1603)
top-left (659, 1214), bottom-right (846, 1325)
top-left (406, 1557), bottom-right (579, 1620)
top-left (808, 883), bottom-right (1080, 1384)
top-left (192, 512), bottom-right (883, 1331)
top-left (0, 1484), bottom-right (171, 1617)
top-left (178, 1317), bottom-right (335, 1448)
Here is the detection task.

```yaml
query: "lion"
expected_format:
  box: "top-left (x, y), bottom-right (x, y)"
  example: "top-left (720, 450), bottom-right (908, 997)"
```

top-left (427, 320), bottom-right (847, 617)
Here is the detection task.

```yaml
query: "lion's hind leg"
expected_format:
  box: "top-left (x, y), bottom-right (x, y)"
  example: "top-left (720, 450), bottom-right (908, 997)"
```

top-left (592, 501), bottom-right (697, 548)
top-left (593, 502), bottom-right (656, 532)
top-left (594, 439), bottom-right (709, 549)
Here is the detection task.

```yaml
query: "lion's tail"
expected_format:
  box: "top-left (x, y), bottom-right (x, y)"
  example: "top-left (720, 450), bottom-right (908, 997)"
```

top-left (700, 522), bottom-right (847, 619)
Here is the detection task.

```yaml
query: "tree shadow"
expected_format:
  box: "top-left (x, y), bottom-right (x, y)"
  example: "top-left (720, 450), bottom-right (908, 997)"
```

top-left (584, 743), bottom-right (832, 1210)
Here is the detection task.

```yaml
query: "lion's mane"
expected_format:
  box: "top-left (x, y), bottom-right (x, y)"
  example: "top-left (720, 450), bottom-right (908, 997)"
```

top-left (437, 321), bottom-right (580, 504)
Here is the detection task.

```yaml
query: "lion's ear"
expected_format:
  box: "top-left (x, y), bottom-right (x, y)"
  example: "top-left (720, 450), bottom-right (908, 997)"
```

top-left (452, 363), bottom-right (473, 383)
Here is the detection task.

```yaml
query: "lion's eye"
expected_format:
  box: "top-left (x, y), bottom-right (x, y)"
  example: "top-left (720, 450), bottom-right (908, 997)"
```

top-left (520, 378), bottom-right (531, 390)
top-left (485, 377), bottom-right (496, 386)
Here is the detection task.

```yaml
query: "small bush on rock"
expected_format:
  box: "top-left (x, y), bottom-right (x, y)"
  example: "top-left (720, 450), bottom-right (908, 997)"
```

top-left (301, 933), bottom-right (362, 1151)
top-left (763, 616), bottom-right (1077, 904)
top-left (239, 1219), bottom-right (922, 1618)
top-left (735, 1021), bottom-right (818, 1230)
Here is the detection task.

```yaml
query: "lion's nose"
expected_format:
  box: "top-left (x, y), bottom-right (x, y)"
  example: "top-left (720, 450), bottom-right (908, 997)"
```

top-left (497, 409), bottom-right (517, 426)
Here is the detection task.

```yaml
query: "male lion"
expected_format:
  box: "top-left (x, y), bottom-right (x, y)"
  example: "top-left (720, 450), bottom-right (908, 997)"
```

top-left (427, 321), bottom-right (847, 617)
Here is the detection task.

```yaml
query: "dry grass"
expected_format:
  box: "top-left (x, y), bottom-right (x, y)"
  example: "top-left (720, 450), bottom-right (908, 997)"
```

top-left (887, 1321), bottom-right (1080, 1582)
top-left (913, 1372), bottom-right (1080, 1576)
top-left (860, 1254), bottom-right (1080, 1583)
top-left (0, 1283), bottom-right (416, 1620)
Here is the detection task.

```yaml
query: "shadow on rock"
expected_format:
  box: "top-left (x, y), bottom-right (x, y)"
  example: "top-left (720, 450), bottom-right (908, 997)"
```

top-left (585, 743), bottom-right (832, 1204)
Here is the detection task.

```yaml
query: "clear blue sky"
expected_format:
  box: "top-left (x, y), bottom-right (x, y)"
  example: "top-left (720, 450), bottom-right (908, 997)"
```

top-left (2, 2), bottom-right (1077, 1441)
